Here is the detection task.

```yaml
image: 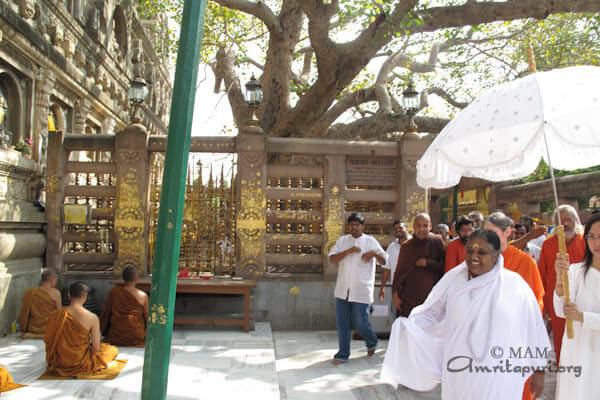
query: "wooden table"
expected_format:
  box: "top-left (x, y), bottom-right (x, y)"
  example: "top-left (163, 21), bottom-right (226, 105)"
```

top-left (114, 278), bottom-right (257, 332)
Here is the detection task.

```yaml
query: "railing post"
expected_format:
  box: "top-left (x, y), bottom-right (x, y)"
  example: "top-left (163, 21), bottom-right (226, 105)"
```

top-left (113, 123), bottom-right (150, 276)
top-left (323, 154), bottom-right (346, 278)
top-left (45, 131), bottom-right (66, 271)
top-left (398, 133), bottom-right (431, 223)
top-left (235, 127), bottom-right (267, 279)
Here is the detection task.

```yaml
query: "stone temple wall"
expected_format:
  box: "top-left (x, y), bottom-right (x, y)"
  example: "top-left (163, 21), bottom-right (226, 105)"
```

top-left (0, 0), bottom-right (171, 334)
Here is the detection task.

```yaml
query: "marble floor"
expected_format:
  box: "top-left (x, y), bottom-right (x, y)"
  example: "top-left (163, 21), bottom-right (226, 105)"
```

top-left (0, 324), bottom-right (557, 399)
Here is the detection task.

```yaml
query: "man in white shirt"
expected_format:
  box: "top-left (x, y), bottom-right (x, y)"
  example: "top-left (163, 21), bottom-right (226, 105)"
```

top-left (329, 212), bottom-right (388, 364)
top-left (518, 215), bottom-right (547, 249)
top-left (514, 222), bottom-right (541, 263)
top-left (378, 220), bottom-right (410, 301)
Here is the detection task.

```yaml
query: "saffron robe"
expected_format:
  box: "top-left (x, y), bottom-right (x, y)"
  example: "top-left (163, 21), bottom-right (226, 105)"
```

top-left (18, 287), bottom-right (58, 334)
top-left (381, 256), bottom-right (550, 399)
top-left (44, 308), bottom-right (118, 377)
top-left (0, 366), bottom-right (24, 392)
top-left (444, 239), bottom-right (466, 273)
top-left (392, 234), bottom-right (445, 317)
top-left (538, 234), bottom-right (586, 363)
top-left (503, 245), bottom-right (545, 314)
top-left (100, 286), bottom-right (146, 346)
top-left (554, 262), bottom-right (600, 400)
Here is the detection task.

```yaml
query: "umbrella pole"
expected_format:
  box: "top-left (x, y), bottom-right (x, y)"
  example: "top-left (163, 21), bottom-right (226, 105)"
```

top-left (542, 127), bottom-right (574, 339)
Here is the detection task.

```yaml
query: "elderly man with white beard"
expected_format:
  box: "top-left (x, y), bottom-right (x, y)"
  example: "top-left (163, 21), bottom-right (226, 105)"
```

top-left (381, 229), bottom-right (550, 399)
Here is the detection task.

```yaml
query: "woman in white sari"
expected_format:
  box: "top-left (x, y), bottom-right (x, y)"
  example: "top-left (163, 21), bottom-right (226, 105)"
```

top-left (382, 229), bottom-right (550, 399)
top-left (555, 212), bottom-right (600, 400)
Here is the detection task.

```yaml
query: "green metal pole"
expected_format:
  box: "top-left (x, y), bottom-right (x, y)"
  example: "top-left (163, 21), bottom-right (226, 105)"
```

top-left (141, 1), bottom-right (208, 399)
top-left (452, 184), bottom-right (458, 223)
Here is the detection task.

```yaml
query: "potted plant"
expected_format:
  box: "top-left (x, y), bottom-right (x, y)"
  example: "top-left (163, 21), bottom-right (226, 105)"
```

top-left (14, 138), bottom-right (33, 157)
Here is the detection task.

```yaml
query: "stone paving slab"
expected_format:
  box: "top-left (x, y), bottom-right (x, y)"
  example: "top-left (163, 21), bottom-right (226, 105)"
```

top-left (0, 323), bottom-right (278, 400)
top-left (0, 324), bottom-right (556, 399)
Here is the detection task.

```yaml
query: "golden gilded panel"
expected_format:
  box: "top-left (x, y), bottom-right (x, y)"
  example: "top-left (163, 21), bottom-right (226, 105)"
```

top-left (237, 180), bottom-right (266, 242)
top-left (324, 188), bottom-right (343, 254)
top-left (401, 191), bottom-right (426, 227)
top-left (118, 172), bottom-right (141, 208)
top-left (237, 179), bottom-right (266, 275)
top-left (46, 175), bottom-right (59, 194)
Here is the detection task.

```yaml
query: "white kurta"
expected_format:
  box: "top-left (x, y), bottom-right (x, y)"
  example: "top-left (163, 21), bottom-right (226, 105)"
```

top-left (383, 240), bottom-right (401, 278)
top-left (381, 256), bottom-right (550, 399)
top-left (554, 262), bottom-right (600, 400)
top-left (329, 234), bottom-right (388, 304)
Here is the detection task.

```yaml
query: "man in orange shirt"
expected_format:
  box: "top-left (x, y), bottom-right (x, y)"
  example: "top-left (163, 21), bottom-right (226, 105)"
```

top-left (444, 215), bottom-right (474, 272)
top-left (483, 211), bottom-right (545, 400)
top-left (538, 204), bottom-right (586, 365)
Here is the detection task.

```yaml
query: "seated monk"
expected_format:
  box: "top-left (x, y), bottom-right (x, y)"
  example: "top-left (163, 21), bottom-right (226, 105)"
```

top-left (44, 281), bottom-right (118, 377)
top-left (18, 268), bottom-right (61, 336)
top-left (0, 365), bottom-right (24, 392)
top-left (100, 265), bottom-right (148, 346)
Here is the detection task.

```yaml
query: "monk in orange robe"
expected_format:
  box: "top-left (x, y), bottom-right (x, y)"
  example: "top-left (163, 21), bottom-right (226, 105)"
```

top-left (444, 216), bottom-right (474, 273)
top-left (538, 205), bottom-right (586, 365)
top-left (0, 366), bottom-right (25, 392)
top-left (484, 212), bottom-right (545, 400)
top-left (18, 268), bottom-right (61, 335)
top-left (100, 266), bottom-right (148, 346)
top-left (44, 281), bottom-right (118, 377)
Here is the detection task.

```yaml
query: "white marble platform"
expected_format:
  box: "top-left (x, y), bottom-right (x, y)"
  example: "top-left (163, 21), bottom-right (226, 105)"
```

top-left (0, 324), bottom-right (556, 399)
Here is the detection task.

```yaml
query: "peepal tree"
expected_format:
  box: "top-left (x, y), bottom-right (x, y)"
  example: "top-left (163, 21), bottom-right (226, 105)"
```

top-left (144, 0), bottom-right (600, 139)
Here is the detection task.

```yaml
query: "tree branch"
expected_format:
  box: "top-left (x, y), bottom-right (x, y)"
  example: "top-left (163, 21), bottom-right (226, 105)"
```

top-left (425, 87), bottom-right (470, 109)
top-left (375, 42), bottom-right (443, 114)
top-left (213, 47), bottom-right (248, 128)
top-left (325, 114), bottom-right (448, 140)
top-left (413, 0), bottom-right (600, 35)
top-left (305, 88), bottom-right (378, 137)
top-left (239, 56), bottom-right (265, 71)
top-left (213, 0), bottom-right (281, 34)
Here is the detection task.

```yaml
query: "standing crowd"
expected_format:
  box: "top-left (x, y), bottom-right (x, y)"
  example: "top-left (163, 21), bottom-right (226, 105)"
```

top-left (329, 206), bottom-right (600, 399)
top-left (2, 205), bottom-right (599, 399)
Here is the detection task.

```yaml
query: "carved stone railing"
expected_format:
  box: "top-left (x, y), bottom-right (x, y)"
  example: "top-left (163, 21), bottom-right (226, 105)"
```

top-left (45, 125), bottom-right (433, 279)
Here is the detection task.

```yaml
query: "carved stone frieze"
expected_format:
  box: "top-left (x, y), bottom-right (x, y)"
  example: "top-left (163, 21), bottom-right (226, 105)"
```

top-left (74, 46), bottom-right (86, 68)
top-left (47, 21), bottom-right (64, 46)
top-left (62, 32), bottom-right (75, 59)
top-left (0, 42), bottom-right (34, 72)
top-left (85, 59), bottom-right (95, 79)
top-left (19, 0), bottom-right (36, 20)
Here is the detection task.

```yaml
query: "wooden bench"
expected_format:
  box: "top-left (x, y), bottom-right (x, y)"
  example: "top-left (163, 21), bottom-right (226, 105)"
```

top-left (113, 278), bottom-right (257, 332)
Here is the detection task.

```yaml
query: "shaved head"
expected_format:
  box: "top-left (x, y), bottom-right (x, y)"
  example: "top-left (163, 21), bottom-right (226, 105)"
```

top-left (41, 268), bottom-right (57, 283)
top-left (414, 213), bottom-right (431, 223)
top-left (413, 213), bottom-right (432, 240)
top-left (69, 281), bottom-right (89, 300)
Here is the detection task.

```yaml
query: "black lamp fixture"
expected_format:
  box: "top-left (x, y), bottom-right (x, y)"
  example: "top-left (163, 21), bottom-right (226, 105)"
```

top-left (244, 74), bottom-right (263, 125)
top-left (402, 81), bottom-right (420, 132)
top-left (128, 77), bottom-right (149, 123)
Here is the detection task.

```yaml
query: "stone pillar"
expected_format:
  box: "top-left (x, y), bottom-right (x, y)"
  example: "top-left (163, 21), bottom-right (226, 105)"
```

top-left (322, 155), bottom-right (345, 278)
top-left (34, 70), bottom-right (55, 163)
top-left (74, 98), bottom-right (91, 134)
top-left (235, 127), bottom-right (267, 279)
top-left (398, 133), bottom-right (433, 226)
top-left (113, 123), bottom-right (150, 276)
top-left (45, 131), bottom-right (66, 271)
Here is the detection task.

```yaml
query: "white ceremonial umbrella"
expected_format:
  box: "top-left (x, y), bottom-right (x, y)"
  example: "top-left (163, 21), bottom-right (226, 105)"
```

top-left (416, 65), bottom-right (600, 211)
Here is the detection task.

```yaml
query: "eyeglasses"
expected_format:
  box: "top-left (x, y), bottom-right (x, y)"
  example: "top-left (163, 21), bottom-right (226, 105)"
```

top-left (585, 234), bottom-right (600, 241)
